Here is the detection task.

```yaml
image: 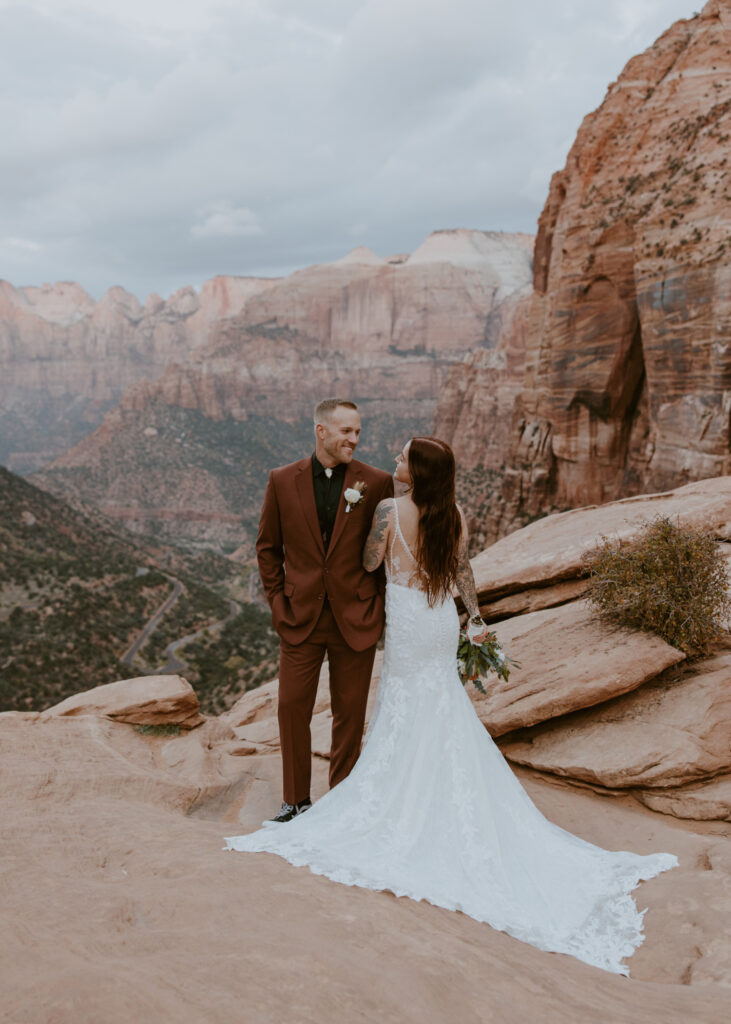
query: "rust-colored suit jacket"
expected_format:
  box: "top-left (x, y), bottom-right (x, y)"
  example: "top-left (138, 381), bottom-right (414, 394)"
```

top-left (256, 457), bottom-right (394, 650)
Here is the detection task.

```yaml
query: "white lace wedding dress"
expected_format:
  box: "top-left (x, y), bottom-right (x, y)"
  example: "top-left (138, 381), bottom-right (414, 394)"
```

top-left (225, 503), bottom-right (677, 975)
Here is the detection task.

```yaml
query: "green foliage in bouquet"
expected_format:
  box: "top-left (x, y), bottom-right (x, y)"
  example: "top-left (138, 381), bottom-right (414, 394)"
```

top-left (585, 515), bottom-right (730, 657)
top-left (457, 629), bottom-right (517, 695)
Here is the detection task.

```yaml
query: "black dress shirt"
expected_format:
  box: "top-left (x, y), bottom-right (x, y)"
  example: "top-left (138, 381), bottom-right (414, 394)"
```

top-left (312, 454), bottom-right (346, 550)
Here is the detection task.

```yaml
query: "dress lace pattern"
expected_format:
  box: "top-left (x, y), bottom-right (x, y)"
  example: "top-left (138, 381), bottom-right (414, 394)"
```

top-left (225, 501), bottom-right (677, 975)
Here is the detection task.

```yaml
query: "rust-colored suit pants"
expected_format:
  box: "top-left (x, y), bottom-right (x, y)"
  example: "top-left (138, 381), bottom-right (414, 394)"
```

top-left (278, 602), bottom-right (377, 805)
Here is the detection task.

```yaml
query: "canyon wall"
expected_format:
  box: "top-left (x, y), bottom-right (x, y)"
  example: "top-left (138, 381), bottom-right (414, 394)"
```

top-left (0, 275), bottom-right (278, 473)
top-left (436, 0), bottom-right (731, 546)
top-left (32, 231), bottom-right (533, 551)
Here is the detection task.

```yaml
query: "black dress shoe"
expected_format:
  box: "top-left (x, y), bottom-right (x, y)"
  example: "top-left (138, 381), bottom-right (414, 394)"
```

top-left (270, 798), bottom-right (312, 823)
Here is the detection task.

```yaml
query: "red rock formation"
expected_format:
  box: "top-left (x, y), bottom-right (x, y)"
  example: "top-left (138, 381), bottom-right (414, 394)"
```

top-left (43, 674), bottom-right (204, 729)
top-left (460, 475), bottom-right (731, 822)
top-left (437, 1), bottom-right (731, 541)
top-left (0, 275), bottom-right (278, 472)
top-left (120, 230), bottom-right (534, 419)
top-left (434, 289), bottom-right (532, 549)
top-left (33, 231), bottom-right (533, 549)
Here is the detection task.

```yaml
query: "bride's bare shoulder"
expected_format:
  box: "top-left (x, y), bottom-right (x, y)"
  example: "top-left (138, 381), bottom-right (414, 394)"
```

top-left (375, 496), bottom-right (395, 515)
top-left (394, 494), bottom-right (417, 513)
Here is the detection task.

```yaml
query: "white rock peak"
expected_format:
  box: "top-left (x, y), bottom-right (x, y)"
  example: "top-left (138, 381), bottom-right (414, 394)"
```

top-left (336, 246), bottom-right (384, 265)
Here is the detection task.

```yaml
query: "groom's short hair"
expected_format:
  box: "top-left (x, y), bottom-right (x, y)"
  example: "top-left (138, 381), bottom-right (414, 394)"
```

top-left (314, 398), bottom-right (358, 425)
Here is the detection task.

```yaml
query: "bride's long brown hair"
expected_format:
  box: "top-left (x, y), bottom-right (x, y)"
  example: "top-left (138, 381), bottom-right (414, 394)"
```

top-left (407, 437), bottom-right (462, 606)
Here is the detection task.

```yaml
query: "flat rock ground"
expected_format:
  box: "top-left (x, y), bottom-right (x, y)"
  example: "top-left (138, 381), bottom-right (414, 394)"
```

top-left (2, 713), bottom-right (728, 1024)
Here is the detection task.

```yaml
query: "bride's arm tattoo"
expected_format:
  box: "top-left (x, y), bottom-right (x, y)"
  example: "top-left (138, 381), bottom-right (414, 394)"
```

top-left (456, 550), bottom-right (481, 620)
top-left (455, 510), bottom-right (481, 619)
top-left (363, 500), bottom-right (392, 571)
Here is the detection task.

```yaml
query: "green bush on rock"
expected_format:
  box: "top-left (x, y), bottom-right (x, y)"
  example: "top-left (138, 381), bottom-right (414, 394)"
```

top-left (585, 515), bottom-right (730, 657)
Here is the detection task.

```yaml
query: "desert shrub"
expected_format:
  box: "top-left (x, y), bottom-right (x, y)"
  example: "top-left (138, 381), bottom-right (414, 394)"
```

top-left (133, 723), bottom-right (182, 737)
top-left (585, 515), bottom-right (730, 657)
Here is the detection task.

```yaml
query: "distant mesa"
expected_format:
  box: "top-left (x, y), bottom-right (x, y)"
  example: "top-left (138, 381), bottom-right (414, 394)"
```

top-left (0, 278), bottom-right (96, 326)
top-left (0, 274), bottom-right (281, 475)
top-left (23, 229), bottom-right (534, 551)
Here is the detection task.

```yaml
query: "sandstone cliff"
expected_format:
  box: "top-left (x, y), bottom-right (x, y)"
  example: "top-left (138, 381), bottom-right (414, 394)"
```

top-left (436, 0), bottom-right (731, 544)
top-left (32, 231), bottom-right (533, 550)
top-left (0, 275), bottom-right (278, 473)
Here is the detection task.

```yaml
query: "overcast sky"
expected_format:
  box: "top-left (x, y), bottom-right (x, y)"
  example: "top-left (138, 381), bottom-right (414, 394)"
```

top-left (0, 0), bottom-right (698, 301)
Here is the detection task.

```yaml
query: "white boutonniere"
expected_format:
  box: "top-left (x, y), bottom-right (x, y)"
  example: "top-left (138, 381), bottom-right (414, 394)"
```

top-left (344, 480), bottom-right (367, 513)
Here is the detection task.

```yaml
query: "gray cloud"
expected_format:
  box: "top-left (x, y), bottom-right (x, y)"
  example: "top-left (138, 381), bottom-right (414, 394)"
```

top-left (0, 0), bottom-right (697, 300)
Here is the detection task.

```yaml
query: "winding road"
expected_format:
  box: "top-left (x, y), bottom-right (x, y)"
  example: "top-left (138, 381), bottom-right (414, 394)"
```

top-left (120, 574), bottom-right (183, 668)
top-left (154, 597), bottom-right (241, 674)
top-left (121, 573), bottom-right (241, 675)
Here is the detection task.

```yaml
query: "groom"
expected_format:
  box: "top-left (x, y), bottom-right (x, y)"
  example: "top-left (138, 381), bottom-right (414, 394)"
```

top-left (256, 398), bottom-right (394, 822)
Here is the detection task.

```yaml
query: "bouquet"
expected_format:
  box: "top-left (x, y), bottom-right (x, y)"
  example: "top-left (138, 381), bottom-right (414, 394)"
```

top-left (457, 626), bottom-right (518, 695)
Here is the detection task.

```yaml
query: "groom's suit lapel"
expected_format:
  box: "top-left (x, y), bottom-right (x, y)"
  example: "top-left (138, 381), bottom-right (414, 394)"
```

top-left (327, 461), bottom-right (358, 556)
top-left (294, 458), bottom-right (325, 557)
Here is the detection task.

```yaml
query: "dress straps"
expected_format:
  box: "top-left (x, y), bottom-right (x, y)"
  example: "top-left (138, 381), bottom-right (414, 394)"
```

top-left (388, 502), bottom-right (398, 568)
top-left (392, 500), bottom-right (417, 564)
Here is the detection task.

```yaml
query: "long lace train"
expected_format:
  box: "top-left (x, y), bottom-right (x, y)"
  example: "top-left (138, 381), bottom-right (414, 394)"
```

top-left (225, 509), bottom-right (677, 974)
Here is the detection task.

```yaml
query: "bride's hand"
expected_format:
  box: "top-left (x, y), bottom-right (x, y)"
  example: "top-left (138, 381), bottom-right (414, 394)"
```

top-left (466, 617), bottom-right (488, 645)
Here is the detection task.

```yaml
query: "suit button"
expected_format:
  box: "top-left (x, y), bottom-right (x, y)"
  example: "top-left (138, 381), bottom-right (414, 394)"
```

top-left (318, 593), bottom-right (324, 600)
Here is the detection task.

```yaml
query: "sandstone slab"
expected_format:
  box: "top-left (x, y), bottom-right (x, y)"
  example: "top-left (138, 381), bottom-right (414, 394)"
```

top-left (501, 651), bottom-right (731, 797)
top-left (222, 677), bottom-right (280, 727)
top-left (2, 706), bottom-right (730, 1019)
top-left (42, 674), bottom-right (204, 729)
top-left (471, 476), bottom-right (731, 600)
top-left (479, 578), bottom-right (589, 623)
top-left (636, 774), bottom-right (731, 822)
top-left (472, 601), bottom-right (685, 736)
top-left (232, 717), bottom-right (280, 747)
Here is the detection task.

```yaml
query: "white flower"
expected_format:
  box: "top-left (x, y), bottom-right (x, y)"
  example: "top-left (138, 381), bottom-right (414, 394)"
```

top-left (344, 481), bottom-right (367, 512)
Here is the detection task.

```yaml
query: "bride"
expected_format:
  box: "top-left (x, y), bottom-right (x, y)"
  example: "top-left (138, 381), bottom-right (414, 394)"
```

top-left (225, 436), bottom-right (677, 975)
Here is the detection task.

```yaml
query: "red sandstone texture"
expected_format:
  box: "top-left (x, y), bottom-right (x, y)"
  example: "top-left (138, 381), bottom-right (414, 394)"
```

top-left (0, 276), bottom-right (278, 472)
top-left (2, 617), bottom-right (729, 1017)
top-left (436, 1), bottom-right (731, 545)
top-left (117, 230), bottom-right (534, 424)
top-left (32, 232), bottom-right (533, 549)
